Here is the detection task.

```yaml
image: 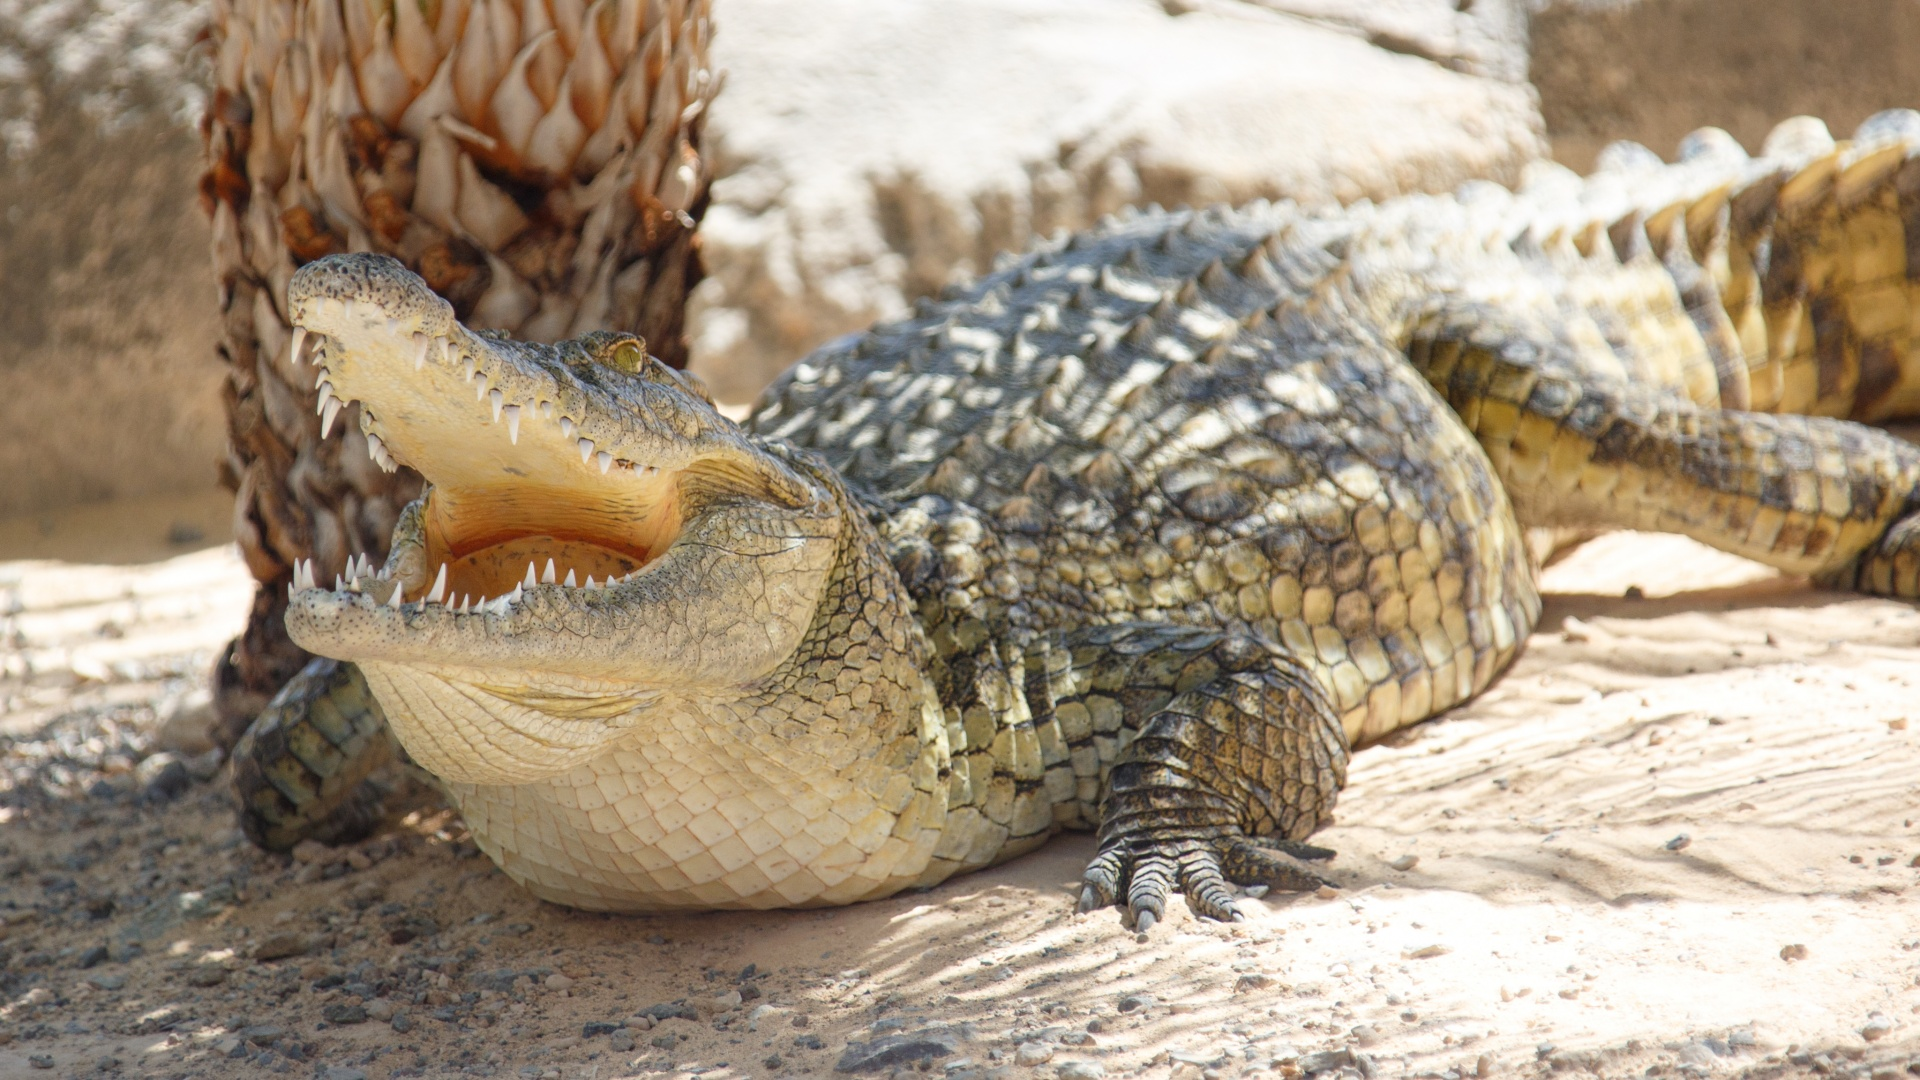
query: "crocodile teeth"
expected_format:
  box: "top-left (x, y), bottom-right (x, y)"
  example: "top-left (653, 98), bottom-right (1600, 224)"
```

top-left (488, 595), bottom-right (512, 615)
top-left (503, 405), bottom-right (521, 443)
top-left (320, 397), bottom-right (343, 438)
top-left (542, 559), bottom-right (557, 585)
top-left (366, 431), bottom-right (386, 463)
top-left (386, 581), bottom-right (406, 607)
top-left (578, 438), bottom-right (595, 463)
top-left (475, 374), bottom-right (490, 401)
top-left (563, 568), bottom-right (577, 587)
top-left (489, 389), bottom-right (505, 421)
top-left (315, 367), bottom-right (331, 390)
top-left (560, 417), bottom-right (575, 438)
top-left (411, 333), bottom-right (430, 370)
top-left (462, 357), bottom-right (477, 382)
top-left (584, 575), bottom-right (597, 589)
top-left (437, 338), bottom-right (452, 366)
top-left (426, 564), bottom-right (447, 604)
top-left (524, 562), bottom-right (539, 589)
top-left (508, 583), bottom-right (523, 603)
top-left (538, 401), bottom-right (554, 419)
top-left (596, 451), bottom-right (613, 474)
top-left (316, 381), bottom-right (335, 408)
top-left (289, 326), bottom-right (308, 366)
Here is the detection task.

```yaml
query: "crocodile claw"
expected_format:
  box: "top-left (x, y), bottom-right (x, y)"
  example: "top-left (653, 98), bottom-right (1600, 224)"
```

top-left (1079, 830), bottom-right (1338, 932)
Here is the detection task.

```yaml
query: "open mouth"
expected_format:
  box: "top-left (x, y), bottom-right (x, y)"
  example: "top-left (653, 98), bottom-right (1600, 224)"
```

top-left (281, 279), bottom-right (701, 621)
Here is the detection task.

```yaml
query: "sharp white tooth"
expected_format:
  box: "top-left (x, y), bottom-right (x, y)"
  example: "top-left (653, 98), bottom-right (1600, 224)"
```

top-left (543, 559), bottom-right (557, 585)
top-left (475, 375), bottom-right (490, 401)
top-left (509, 583), bottom-right (523, 603)
top-left (489, 596), bottom-right (512, 615)
top-left (315, 381), bottom-right (335, 410)
top-left (426, 564), bottom-right (447, 604)
top-left (489, 389), bottom-right (504, 421)
top-left (412, 333), bottom-right (430, 370)
top-left (539, 401), bottom-right (554, 419)
top-left (585, 575), bottom-right (597, 590)
top-left (320, 397), bottom-right (343, 438)
top-left (504, 405), bottom-right (521, 443)
top-left (563, 568), bottom-right (577, 587)
top-left (559, 417), bottom-right (574, 438)
top-left (367, 432), bottom-right (384, 463)
top-left (314, 367), bottom-right (330, 390)
top-left (335, 574), bottom-right (346, 592)
top-left (290, 326), bottom-right (308, 366)
top-left (462, 358), bottom-right (476, 382)
top-left (578, 438), bottom-right (595, 463)
top-left (643, 465), bottom-right (658, 477)
top-left (597, 451), bottom-right (614, 474)
top-left (437, 338), bottom-right (452, 366)
top-left (288, 582), bottom-right (295, 600)
top-left (387, 581), bottom-right (405, 607)
top-left (458, 595), bottom-right (471, 614)
top-left (524, 563), bottom-right (538, 589)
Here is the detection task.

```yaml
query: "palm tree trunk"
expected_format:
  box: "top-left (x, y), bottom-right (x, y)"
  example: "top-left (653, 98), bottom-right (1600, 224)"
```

top-left (200, 0), bottom-right (715, 748)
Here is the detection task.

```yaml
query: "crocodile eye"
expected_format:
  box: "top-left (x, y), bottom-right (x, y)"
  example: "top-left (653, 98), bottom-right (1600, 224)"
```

top-left (607, 340), bottom-right (649, 373)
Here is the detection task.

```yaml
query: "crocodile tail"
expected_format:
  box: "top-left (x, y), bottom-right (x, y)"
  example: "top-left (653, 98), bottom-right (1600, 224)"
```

top-left (1531, 111), bottom-right (1920, 423)
top-left (231, 657), bottom-right (396, 851)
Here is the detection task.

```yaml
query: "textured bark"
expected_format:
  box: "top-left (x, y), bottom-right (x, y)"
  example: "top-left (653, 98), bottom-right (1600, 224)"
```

top-left (201, 0), bottom-right (716, 748)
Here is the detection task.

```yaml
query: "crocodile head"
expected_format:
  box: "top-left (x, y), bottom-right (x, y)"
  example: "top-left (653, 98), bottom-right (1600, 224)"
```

top-left (281, 253), bottom-right (849, 786)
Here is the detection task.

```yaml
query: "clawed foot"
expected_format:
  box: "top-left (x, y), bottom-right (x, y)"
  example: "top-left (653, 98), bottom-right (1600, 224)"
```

top-left (1078, 830), bottom-right (1337, 932)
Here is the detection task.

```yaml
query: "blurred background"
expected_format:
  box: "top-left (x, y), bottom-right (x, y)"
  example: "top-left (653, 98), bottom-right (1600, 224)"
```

top-left (6, 0), bottom-right (1919, 545)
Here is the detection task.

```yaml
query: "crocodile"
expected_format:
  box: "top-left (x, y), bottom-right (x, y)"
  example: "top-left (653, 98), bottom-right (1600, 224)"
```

top-left (236, 112), bottom-right (1920, 928)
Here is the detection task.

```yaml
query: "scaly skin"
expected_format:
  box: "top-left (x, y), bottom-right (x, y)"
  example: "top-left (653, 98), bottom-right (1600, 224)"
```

top-left (244, 113), bottom-right (1920, 927)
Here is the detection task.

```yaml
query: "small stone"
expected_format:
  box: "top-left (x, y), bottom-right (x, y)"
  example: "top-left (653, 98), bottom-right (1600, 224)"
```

top-left (84, 972), bottom-right (126, 990)
top-left (1233, 973), bottom-right (1273, 993)
top-left (74, 945), bottom-right (108, 969)
top-left (240, 1026), bottom-right (286, 1046)
top-left (1351, 1025), bottom-right (1379, 1047)
top-left (389, 1012), bottom-right (412, 1034)
top-left (583, 1022), bottom-right (622, 1038)
top-left (320, 1068), bottom-right (368, 1080)
top-left (187, 964), bottom-right (228, 987)
top-left (1117, 995), bottom-right (1156, 1013)
top-left (138, 754), bottom-right (192, 801)
top-left (610, 1030), bottom-right (637, 1053)
top-left (1664, 834), bottom-right (1692, 852)
top-left (1389, 854), bottom-right (1419, 872)
top-left (1314, 885), bottom-right (1340, 899)
top-left (1476, 1053), bottom-right (1494, 1076)
top-left (1057, 1063), bottom-right (1105, 1080)
top-left (764, 1056), bottom-right (784, 1070)
top-left (364, 1000), bottom-right (394, 1022)
top-left (1780, 943), bottom-right (1810, 962)
top-left (290, 840), bottom-right (332, 865)
top-left (1016, 1042), bottom-right (1054, 1066)
top-left (1059, 1031), bottom-right (1094, 1046)
top-left (254, 933), bottom-right (309, 962)
top-left (834, 1033), bottom-right (959, 1072)
top-left (28, 1055), bottom-right (53, 1069)
top-left (1863, 1013), bottom-right (1896, 1042)
top-left (323, 1003), bottom-right (367, 1025)
top-left (1404, 944), bottom-right (1450, 959)
top-left (1084, 1019), bottom-right (1105, 1034)
top-left (544, 973), bottom-right (576, 990)
top-left (1300, 1048), bottom-right (1352, 1074)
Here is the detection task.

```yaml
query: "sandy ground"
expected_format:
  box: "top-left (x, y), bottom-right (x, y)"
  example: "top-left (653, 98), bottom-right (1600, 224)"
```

top-left (3, 498), bottom-right (1920, 1080)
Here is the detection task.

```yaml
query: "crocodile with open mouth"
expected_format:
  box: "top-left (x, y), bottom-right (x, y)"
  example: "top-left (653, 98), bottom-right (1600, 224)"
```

top-left (237, 114), bottom-right (1920, 929)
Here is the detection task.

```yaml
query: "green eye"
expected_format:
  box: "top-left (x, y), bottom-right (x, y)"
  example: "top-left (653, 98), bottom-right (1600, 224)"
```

top-left (608, 341), bottom-right (648, 373)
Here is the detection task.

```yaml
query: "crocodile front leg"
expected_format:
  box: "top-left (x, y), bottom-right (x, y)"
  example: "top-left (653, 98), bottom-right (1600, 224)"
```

top-left (1051, 624), bottom-right (1348, 930)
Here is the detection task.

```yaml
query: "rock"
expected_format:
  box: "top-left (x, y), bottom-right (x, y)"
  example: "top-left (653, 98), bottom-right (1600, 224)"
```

top-left (253, 933), bottom-right (309, 962)
top-left (1301, 1048), bottom-right (1353, 1074)
top-left (1017, 1042), bottom-right (1055, 1066)
top-left (1057, 1063), bottom-right (1105, 1080)
top-left (323, 1004), bottom-right (368, 1024)
top-left (1780, 943), bottom-right (1810, 961)
top-left (544, 973), bottom-right (576, 991)
top-left (28, 1055), bottom-right (52, 1069)
top-left (390, 1012), bottom-right (412, 1034)
top-left (687, 0), bottom-right (1542, 404)
top-left (320, 1069), bottom-right (368, 1080)
top-left (1059, 1031), bottom-right (1094, 1046)
top-left (73, 945), bottom-right (107, 969)
top-left (610, 1030), bottom-right (637, 1053)
top-left (834, 1033), bottom-right (960, 1072)
top-left (1117, 994), bottom-right (1156, 1013)
top-left (582, 1022), bottom-right (622, 1037)
top-left (240, 1025), bottom-right (286, 1046)
top-left (1389, 854), bottom-right (1420, 871)
top-left (84, 972), bottom-right (126, 990)
top-left (186, 964), bottom-right (227, 987)
top-left (290, 840), bottom-right (333, 865)
top-left (1863, 1013), bottom-right (1896, 1041)
top-left (152, 688), bottom-right (216, 754)
top-left (364, 1000), bottom-right (394, 1022)
top-left (1664, 833), bottom-right (1692, 852)
top-left (136, 752), bottom-right (191, 800)
top-left (1234, 973), bottom-right (1274, 993)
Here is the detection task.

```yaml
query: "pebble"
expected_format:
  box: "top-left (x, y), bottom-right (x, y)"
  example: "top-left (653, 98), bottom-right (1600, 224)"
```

top-left (544, 973), bottom-right (576, 991)
top-left (74, 945), bottom-right (108, 969)
top-left (187, 965), bottom-right (228, 987)
top-left (1389, 854), bottom-right (1420, 872)
top-left (28, 1054), bottom-right (52, 1069)
top-left (1862, 1012), bottom-right (1896, 1041)
top-left (833, 1033), bottom-right (959, 1073)
top-left (1015, 1043), bottom-right (1054, 1066)
top-left (84, 972), bottom-right (126, 991)
top-left (610, 1030), bottom-right (637, 1053)
top-left (323, 1004), bottom-right (368, 1025)
top-left (1780, 943), bottom-right (1810, 962)
top-left (254, 932), bottom-right (310, 962)
top-left (390, 1012), bottom-right (412, 1034)
top-left (1664, 834), bottom-right (1692, 852)
top-left (240, 1026), bottom-right (286, 1046)
top-left (1117, 995), bottom-right (1156, 1013)
top-left (1057, 1063), bottom-right (1105, 1080)
top-left (1059, 1031), bottom-right (1094, 1046)
top-left (1314, 885), bottom-right (1339, 899)
top-left (364, 1000), bottom-right (394, 1022)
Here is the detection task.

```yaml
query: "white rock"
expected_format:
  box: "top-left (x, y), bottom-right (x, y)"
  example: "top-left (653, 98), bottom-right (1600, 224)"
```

top-left (688, 0), bottom-right (1542, 402)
